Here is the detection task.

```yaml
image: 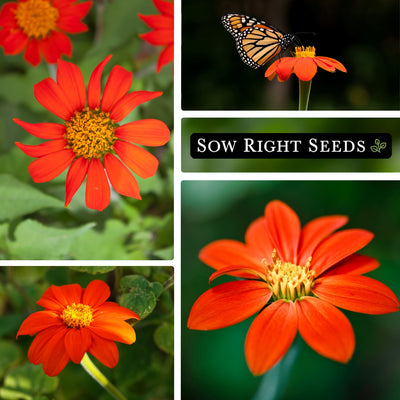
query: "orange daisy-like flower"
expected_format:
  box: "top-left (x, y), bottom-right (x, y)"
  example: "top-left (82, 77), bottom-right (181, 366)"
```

top-left (139, 0), bottom-right (173, 72)
top-left (14, 55), bottom-right (170, 211)
top-left (265, 46), bottom-right (347, 82)
top-left (17, 280), bottom-right (140, 377)
top-left (188, 200), bottom-right (399, 376)
top-left (0, 0), bottom-right (92, 66)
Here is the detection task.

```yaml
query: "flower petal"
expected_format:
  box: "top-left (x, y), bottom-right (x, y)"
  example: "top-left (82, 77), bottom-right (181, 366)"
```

top-left (313, 275), bottom-right (399, 314)
top-left (245, 300), bottom-right (298, 375)
top-left (157, 43), bottom-right (174, 72)
top-left (88, 332), bottom-right (119, 368)
top-left (244, 216), bottom-right (274, 263)
top-left (199, 239), bottom-right (262, 275)
top-left (140, 29), bottom-right (173, 46)
top-left (296, 297), bottom-right (355, 363)
top-left (56, 58), bottom-right (86, 112)
top-left (209, 265), bottom-right (268, 283)
top-left (315, 56), bottom-right (347, 72)
top-left (85, 159), bottom-right (110, 211)
top-left (17, 311), bottom-right (61, 337)
top-left (110, 91), bottom-right (162, 122)
top-left (139, 14), bottom-right (173, 30)
top-left (65, 157), bottom-right (89, 207)
top-left (28, 149), bottom-right (75, 183)
top-left (293, 58), bottom-right (317, 81)
top-left (95, 302), bottom-right (140, 321)
top-left (115, 119), bottom-right (170, 146)
top-left (89, 319), bottom-right (136, 344)
top-left (56, 1), bottom-right (92, 32)
top-left (40, 31), bottom-right (72, 64)
top-left (37, 284), bottom-right (83, 310)
top-left (311, 229), bottom-right (374, 276)
top-left (24, 39), bottom-right (41, 66)
top-left (13, 119), bottom-right (65, 139)
top-left (297, 215), bottom-right (348, 265)
top-left (1, 29), bottom-right (28, 54)
top-left (153, 0), bottom-right (174, 17)
top-left (0, 3), bottom-right (18, 27)
top-left (104, 153), bottom-right (141, 200)
top-left (15, 139), bottom-right (66, 158)
top-left (64, 327), bottom-right (92, 363)
top-left (264, 59), bottom-right (279, 79)
top-left (101, 65), bottom-right (133, 112)
top-left (275, 57), bottom-right (296, 81)
top-left (322, 254), bottom-right (379, 277)
top-left (187, 280), bottom-right (271, 330)
top-left (87, 55), bottom-right (113, 109)
top-left (113, 140), bottom-right (159, 179)
top-left (265, 200), bottom-right (301, 262)
top-left (83, 280), bottom-right (110, 307)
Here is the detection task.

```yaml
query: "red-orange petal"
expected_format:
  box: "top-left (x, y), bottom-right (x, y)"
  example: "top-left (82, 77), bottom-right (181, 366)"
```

top-left (41, 326), bottom-right (70, 376)
top-left (24, 38), bottom-right (41, 66)
top-left (313, 275), bottom-right (399, 314)
top-left (315, 56), bottom-right (347, 72)
top-left (56, 58), bottom-right (86, 113)
top-left (83, 280), bottom-right (110, 307)
top-left (0, 3), bottom-right (18, 27)
top-left (113, 140), bottom-right (159, 179)
top-left (64, 327), bottom-right (92, 363)
top-left (89, 318), bottom-right (136, 344)
top-left (322, 254), bottom-right (379, 277)
top-left (17, 311), bottom-right (61, 337)
top-left (208, 265), bottom-right (267, 284)
top-left (297, 215), bottom-right (348, 265)
top-left (15, 139), bottom-right (66, 158)
top-left (245, 300), bottom-right (298, 375)
top-left (85, 159), bottom-right (110, 211)
top-left (275, 57), bottom-right (297, 81)
top-left (65, 157), bottom-right (89, 207)
top-left (199, 239), bottom-right (261, 275)
top-left (139, 14), bottom-right (173, 30)
top-left (296, 297), bottom-right (355, 363)
top-left (187, 280), bottom-right (271, 330)
top-left (40, 31), bottom-right (72, 64)
top-left (13, 119), bottom-right (65, 139)
top-left (293, 58), bottom-right (318, 81)
top-left (110, 91), bottom-right (163, 122)
top-left (1, 29), bottom-right (28, 54)
top-left (87, 55), bottom-right (113, 109)
top-left (265, 200), bottom-right (301, 262)
top-left (101, 65), bottom-right (133, 112)
top-left (37, 284), bottom-right (83, 310)
top-left (311, 229), bottom-right (374, 276)
top-left (244, 216), bottom-right (274, 262)
top-left (34, 77), bottom-right (73, 120)
top-left (264, 59), bottom-right (279, 79)
top-left (140, 29), bottom-right (173, 45)
top-left (153, 0), bottom-right (174, 17)
top-left (104, 153), bottom-right (141, 200)
top-left (95, 302), bottom-right (140, 321)
top-left (56, 1), bottom-right (92, 32)
top-left (88, 332), bottom-right (119, 368)
top-left (157, 43), bottom-right (173, 72)
top-left (115, 119), bottom-right (170, 146)
top-left (28, 149), bottom-right (75, 183)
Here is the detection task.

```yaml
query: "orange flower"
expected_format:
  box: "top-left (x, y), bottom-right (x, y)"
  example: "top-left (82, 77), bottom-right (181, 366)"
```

top-left (188, 200), bottom-right (399, 375)
top-left (265, 46), bottom-right (346, 82)
top-left (14, 55), bottom-right (170, 211)
top-left (17, 280), bottom-right (139, 377)
top-left (0, 0), bottom-right (92, 66)
top-left (139, 0), bottom-right (173, 72)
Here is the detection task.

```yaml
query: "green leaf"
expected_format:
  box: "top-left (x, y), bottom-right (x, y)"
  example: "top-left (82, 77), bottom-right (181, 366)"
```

top-left (154, 322), bottom-right (174, 355)
top-left (0, 341), bottom-right (21, 379)
top-left (68, 266), bottom-right (116, 274)
top-left (375, 138), bottom-right (380, 145)
top-left (8, 220), bottom-right (95, 259)
top-left (119, 275), bottom-right (163, 319)
top-left (0, 174), bottom-right (63, 221)
top-left (370, 145), bottom-right (378, 152)
top-left (0, 363), bottom-right (59, 399)
top-left (380, 142), bottom-right (387, 149)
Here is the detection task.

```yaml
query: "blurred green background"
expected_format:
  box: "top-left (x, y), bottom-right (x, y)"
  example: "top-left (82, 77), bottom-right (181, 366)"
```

top-left (182, 181), bottom-right (400, 400)
top-left (0, 266), bottom-right (174, 400)
top-left (182, 119), bottom-right (400, 172)
top-left (182, 0), bottom-right (399, 110)
top-left (0, 0), bottom-right (173, 260)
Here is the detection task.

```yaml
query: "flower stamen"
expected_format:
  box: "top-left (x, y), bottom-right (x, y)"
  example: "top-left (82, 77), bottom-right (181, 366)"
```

top-left (65, 107), bottom-right (117, 159)
top-left (14, 0), bottom-right (59, 39)
top-left (61, 303), bottom-right (93, 328)
top-left (263, 249), bottom-right (314, 300)
top-left (295, 46), bottom-right (316, 58)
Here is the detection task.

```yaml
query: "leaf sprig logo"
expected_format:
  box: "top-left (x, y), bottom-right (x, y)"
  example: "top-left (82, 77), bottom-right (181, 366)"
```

top-left (370, 139), bottom-right (387, 153)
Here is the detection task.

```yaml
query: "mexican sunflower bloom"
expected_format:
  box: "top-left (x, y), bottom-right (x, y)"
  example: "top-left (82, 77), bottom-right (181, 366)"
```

top-left (188, 200), bottom-right (399, 375)
top-left (0, 0), bottom-right (92, 66)
top-left (14, 55), bottom-right (170, 211)
top-left (265, 46), bottom-right (346, 82)
top-left (17, 280), bottom-right (140, 377)
top-left (139, 0), bottom-right (173, 72)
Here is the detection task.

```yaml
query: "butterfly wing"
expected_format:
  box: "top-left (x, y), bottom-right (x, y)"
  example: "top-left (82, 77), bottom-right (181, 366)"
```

top-left (222, 14), bottom-right (287, 69)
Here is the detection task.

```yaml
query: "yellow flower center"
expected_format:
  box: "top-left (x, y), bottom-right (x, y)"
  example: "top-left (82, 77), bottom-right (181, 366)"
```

top-left (61, 303), bottom-right (93, 328)
top-left (263, 249), bottom-right (315, 301)
top-left (14, 0), bottom-right (59, 39)
top-left (65, 107), bottom-right (117, 159)
top-left (295, 46), bottom-right (316, 58)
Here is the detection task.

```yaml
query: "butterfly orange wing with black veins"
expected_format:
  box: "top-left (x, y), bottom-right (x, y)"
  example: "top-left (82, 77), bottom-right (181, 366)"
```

top-left (222, 14), bottom-right (295, 69)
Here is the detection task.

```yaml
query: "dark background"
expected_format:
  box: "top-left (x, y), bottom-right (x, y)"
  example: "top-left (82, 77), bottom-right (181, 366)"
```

top-left (182, 0), bottom-right (399, 110)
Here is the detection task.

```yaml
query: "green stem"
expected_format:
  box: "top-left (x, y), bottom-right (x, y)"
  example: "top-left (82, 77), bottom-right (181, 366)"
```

top-left (47, 63), bottom-right (57, 80)
top-left (298, 79), bottom-right (312, 110)
top-left (80, 353), bottom-right (127, 400)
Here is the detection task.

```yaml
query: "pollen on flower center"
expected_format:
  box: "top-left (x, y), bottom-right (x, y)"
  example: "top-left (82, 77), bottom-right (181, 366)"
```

top-left (61, 303), bottom-right (93, 328)
top-left (295, 46), bottom-right (316, 58)
top-left (65, 107), bottom-right (117, 159)
top-left (262, 249), bottom-right (315, 300)
top-left (14, 0), bottom-right (59, 39)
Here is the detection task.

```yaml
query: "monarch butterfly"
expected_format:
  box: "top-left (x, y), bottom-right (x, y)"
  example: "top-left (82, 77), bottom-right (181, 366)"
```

top-left (221, 14), bottom-right (298, 69)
